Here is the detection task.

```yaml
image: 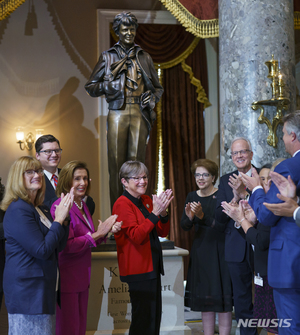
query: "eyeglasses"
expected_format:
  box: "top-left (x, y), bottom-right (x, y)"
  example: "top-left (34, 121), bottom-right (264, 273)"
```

top-left (195, 173), bottom-right (211, 179)
top-left (129, 176), bottom-right (148, 182)
top-left (231, 149), bottom-right (251, 157)
top-left (39, 149), bottom-right (62, 156)
top-left (24, 169), bottom-right (44, 176)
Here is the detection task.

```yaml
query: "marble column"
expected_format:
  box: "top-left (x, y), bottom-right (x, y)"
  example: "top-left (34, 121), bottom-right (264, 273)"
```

top-left (219, 0), bottom-right (296, 174)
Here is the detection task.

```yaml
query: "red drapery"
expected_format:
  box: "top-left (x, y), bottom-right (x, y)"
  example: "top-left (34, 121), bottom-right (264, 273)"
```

top-left (178, 0), bottom-right (218, 20)
top-left (132, 24), bottom-right (208, 277)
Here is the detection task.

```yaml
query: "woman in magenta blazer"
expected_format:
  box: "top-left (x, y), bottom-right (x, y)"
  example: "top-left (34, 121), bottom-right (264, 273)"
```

top-left (51, 161), bottom-right (122, 335)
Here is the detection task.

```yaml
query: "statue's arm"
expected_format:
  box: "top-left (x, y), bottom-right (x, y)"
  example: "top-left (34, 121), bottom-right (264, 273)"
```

top-left (147, 54), bottom-right (163, 102)
top-left (84, 53), bottom-right (106, 97)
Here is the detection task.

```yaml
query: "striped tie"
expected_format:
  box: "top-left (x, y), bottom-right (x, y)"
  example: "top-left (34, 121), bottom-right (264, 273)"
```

top-left (52, 174), bottom-right (58, 188)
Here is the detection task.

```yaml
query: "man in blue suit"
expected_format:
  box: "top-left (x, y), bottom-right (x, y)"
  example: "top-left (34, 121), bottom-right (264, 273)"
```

top-left (215, 137), bottom-right (258, 335)
top-left (242, 111), bottom-right (300, 334)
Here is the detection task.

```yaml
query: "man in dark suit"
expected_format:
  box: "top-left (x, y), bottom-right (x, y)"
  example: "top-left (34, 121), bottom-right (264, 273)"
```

top-left (242, 112), bottom-right (300, 334)
top-left (35, 134), bottom-right (62, 210)
top-left (215, 137), bottom-right (258, 335)
top-left (35, 135), bottom-right (95, 215)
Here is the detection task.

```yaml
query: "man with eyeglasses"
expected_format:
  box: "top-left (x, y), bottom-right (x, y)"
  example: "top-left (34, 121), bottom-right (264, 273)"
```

top-left (215, 137), bottom-right (258, 335)
top-left (35, 135), bottom-right (95, 215)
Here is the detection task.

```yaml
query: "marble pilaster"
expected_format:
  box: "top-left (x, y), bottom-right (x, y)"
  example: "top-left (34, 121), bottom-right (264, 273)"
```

top-left (219, 0), bottom-right (296, 174)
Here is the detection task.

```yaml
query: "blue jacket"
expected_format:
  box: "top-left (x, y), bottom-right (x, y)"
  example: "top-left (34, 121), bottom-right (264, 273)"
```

top-left (3, 198), bottom-right (69, 314)
top-left (249, 152), bottom-right (300, 288)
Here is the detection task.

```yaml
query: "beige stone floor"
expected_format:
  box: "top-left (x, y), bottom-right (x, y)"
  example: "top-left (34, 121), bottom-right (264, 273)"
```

top-left (0, 299), bottom-right (268, 335)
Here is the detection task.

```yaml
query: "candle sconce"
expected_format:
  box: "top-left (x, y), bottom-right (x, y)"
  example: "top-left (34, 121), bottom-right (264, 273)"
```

top-left (251, 55), bottom-right (290, 148)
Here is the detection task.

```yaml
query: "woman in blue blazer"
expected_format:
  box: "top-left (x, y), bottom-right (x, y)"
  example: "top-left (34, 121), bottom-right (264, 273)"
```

top-left (0, 156), bottom-right (73, 335)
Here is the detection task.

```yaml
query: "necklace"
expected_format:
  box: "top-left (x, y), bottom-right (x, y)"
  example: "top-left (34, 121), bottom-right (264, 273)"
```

top-left (74, 200), bottom-right (83, 210)
top-left (197, 186), bottom-right (217, 198)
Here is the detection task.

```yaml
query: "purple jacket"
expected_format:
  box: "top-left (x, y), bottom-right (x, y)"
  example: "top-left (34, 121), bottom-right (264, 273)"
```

top-left (51, 198), bottom-right (106, 293)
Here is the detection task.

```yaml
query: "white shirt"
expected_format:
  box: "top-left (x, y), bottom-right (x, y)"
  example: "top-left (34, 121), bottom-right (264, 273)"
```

top-left (44, 169), bottom-right (59, 189)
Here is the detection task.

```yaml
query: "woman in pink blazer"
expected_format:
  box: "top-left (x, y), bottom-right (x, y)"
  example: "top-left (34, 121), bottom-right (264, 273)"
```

top-left (51, 161), bottom-right (122, 335)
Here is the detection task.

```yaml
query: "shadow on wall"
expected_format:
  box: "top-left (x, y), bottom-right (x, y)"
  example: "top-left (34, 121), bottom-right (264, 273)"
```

top-left (34, 76), bottom-right (100, 219)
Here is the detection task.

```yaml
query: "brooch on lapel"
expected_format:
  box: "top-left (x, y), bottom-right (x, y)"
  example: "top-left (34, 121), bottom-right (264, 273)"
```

top-left (146, 204), bottom-right (150, 208)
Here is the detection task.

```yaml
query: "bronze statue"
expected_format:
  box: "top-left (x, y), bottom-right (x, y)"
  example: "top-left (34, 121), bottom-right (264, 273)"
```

top-left (85, 12), bottom-right (163, 208)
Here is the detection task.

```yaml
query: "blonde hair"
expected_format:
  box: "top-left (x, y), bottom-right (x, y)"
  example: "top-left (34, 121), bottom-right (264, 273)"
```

top-left (1, 156), bottom-right (45, 211)
top-left (56, 161), bottom-right (90, 196)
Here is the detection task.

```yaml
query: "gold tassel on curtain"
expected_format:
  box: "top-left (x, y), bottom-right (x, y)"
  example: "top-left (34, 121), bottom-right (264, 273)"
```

top-left (159, 0), bottom-right (219, 38)
top-left (0, 0), bottom-right (26, 20)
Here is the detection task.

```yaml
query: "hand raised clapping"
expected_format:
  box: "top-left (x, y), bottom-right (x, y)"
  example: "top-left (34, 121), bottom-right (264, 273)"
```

top-left (228, 174), bottom-right (248, 202)
top-left (54, 187), bottom-right (74, 225)
top-left (185, 201), bottom-right (204, 221)
top-left (152, 189), bottom-right (174, 217)
top-left (92, 214), bottom-right (122, 241)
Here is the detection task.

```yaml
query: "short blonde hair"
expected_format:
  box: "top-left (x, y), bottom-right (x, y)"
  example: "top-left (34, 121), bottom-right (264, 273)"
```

top-left (1, 156), bottom-right (45, 211)
top-left (56, 161), bottom-right (90, 196)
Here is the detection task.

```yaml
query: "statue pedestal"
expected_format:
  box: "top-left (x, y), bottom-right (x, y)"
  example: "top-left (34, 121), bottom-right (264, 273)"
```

top-left (86, 242), bottom-right (191, 335)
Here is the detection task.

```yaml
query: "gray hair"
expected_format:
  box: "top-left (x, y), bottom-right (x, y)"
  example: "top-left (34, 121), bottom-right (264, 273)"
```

top-left (119, 161), bottom-right (148, 181)
top-left (230, 137), bottom-right (252, 152)
top-left (282, 111), bottom-right (300, 141)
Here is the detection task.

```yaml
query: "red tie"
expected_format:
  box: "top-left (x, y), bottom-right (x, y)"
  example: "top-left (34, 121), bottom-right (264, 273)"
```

top-left (52, 174), bottom-right (58, 188)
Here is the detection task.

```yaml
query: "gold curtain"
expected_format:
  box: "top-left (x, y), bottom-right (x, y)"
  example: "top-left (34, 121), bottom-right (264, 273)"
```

top-left (0, 0), bottom-right (26, 20)
top-left (159, 0), bottom-right (218, 38)
top-left (160, 0), bottom-right (300, 37)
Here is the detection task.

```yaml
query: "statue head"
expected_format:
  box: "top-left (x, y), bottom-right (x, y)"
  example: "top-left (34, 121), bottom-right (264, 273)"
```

top-left (112, 12), bottom-right (138, 36)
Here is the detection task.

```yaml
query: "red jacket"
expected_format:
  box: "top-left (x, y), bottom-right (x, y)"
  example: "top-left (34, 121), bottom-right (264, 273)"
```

top-left (113, 193), bottom-right (170, 282)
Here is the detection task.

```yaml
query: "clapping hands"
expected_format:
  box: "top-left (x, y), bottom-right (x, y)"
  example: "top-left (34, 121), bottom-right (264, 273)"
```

top-left (185, 201), bottom-right (204, 221)
top-left (152, 189), bottom-right (174, 217)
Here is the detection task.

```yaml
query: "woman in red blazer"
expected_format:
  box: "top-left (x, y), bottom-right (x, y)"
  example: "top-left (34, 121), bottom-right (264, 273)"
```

top-left (113, 161), bottom-right (173, 335)
top-left (51, 161), bottom-right (122, 335)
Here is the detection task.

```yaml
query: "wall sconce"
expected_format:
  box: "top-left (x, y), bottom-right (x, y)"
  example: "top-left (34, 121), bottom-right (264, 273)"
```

top-left (251, 55), bottom-right (290, 148)
top-left (16, 127), bottom-right (44, 151)
top-left (35, 129), bottom-right (44, 140)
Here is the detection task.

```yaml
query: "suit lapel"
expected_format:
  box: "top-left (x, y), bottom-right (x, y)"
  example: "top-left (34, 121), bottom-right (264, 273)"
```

top-left (71, 203), bottom-right (95, 232)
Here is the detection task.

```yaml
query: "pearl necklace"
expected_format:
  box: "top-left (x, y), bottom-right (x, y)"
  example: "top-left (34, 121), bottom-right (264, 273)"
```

top-left (74, 200), bottom-right (83, 210)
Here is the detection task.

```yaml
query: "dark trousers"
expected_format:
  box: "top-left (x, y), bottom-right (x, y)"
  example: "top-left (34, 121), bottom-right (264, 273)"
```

top-left (227, 260), bottom-right (258, 335)
top-left (273, 288), bottom-right (300, 335)
top-left (128, 276), bottom-right (162, 335)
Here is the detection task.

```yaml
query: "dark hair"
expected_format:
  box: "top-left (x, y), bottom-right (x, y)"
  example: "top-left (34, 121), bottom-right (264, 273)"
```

top-left (56, 161), bottom-right (90, 197)
top-left (112, 12), bottom-right (138, 35)
top-left (261, 163), bottom-right (272, 170)
top-left (191, 159), bottom-right (219, 185)
top-left (35, 134), bottom-right (60, 153)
